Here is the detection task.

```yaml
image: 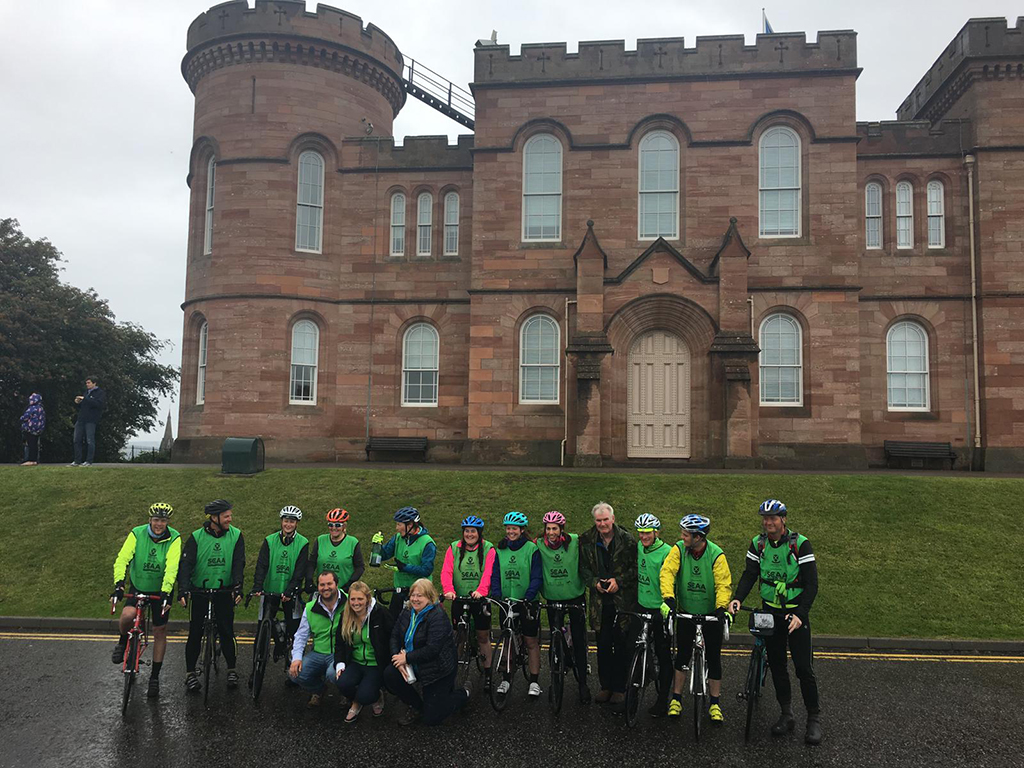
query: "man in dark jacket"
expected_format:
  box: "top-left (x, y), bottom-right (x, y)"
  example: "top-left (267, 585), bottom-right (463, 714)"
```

top-left (71, 376), bottom-right (105, 466)
top-left (580, 501), bottom-right (638, 708)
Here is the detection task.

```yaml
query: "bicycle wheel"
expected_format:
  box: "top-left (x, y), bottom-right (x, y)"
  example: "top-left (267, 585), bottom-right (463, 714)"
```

top-left (203, 622), bottom-right (215, 705)
top-left (250, 619), bottom-right (271, 703)
top-left (549, 631), bottom-right (566, 713)
top-left (624, 644), bottom-right (648, 728)
top-left (454, 626), bottom-right (473, 690)
top-left (489, 630), bottom-right (515, 713)
top-left (692, 646), bottom-right (706, 742)
top-left (121, 634), bottom-right (140, 716)
top-left (743, 646), bottom-right (760, 741)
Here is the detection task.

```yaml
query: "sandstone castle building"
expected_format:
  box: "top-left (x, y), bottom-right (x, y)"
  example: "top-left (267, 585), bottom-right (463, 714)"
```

top-left (174, 1), bottom-right (1024, 471)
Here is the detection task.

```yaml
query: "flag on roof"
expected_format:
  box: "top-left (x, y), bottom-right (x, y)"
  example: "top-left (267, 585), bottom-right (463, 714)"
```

top-left (763, 9), bottom-right (774, 34)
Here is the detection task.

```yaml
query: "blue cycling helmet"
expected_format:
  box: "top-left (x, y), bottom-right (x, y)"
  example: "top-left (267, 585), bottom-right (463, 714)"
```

top-left (759, 499), bottom-right (787, 516)
top-left (461, 515), bottom-right (485, 529)
top-left (680, 514), bottom-right (711, 536)
top-left (503, 511), bottom-right (528, 527)
top-left (394, 506), bottom-right (421, 524)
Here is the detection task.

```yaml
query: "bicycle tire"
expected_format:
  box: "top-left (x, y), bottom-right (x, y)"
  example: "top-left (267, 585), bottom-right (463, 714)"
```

top-left (203, 621), bottom-right (215, 705)
top-left (489, 630), bottom-right (514, 713)
top-left (743, 645), bottom-right (759, 741)
top-left (251, 619), bottom-right (271, 703)
top-left (549, 631), bottom-right (566, 714)
top-left (692, 645), bottom-right (706, 742)
top-left (624, 644), bottom-right (648, 728)
top-left (454, 626), bottom-right (474, 691)
top-left (121, 634), bottom-right (139, 716)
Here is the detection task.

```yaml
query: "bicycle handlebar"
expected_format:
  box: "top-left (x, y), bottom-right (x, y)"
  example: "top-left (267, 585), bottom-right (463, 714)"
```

top-left (674, 611), bottom-right (720, 623)
top-left (544, 602), bottom-right (585, 612)
top-left (617, 609), bottom-right (657, 621)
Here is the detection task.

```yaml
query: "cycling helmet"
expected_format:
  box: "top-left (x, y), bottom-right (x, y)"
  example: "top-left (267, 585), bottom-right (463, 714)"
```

top-left (326, 508), bottom-right (349, 524)
top-left (279, 505), bottom-right (302, 520)
top-left (503, 511), bottom-right (528, 527)
top-left (394, 506), bottom-right (421, 524)
top-left (149, 502), bottom-right (174, 519)
top-left (204, 499), bottom-right (232, 516)
top-left (633, 513), bottom-right (661, 531)
top-left (461, 515), bottom-right (485, 529)
top-left (680, 514), bottom-right (711, 536)
top-left (542, 511), bottom-right (566, 527)
top-left (759, 499), bottom-right (787, 517)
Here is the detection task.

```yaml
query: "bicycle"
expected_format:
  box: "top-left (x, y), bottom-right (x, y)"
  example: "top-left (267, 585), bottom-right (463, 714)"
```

top-left (487, 597), bottom-right (532, 713)
top-left (675, 611), bottom-right (721, 741)
top-left (110, 592), bottom-right (164, 715)
top-left (544, 601), bottom-right (585, 714)
top-left (736, 605), bottom-right (775, 741)
top-left (448, 596), bottom-right (487, 691)
top-left (190, 582), bottom-right (233, 705)
top-left (620, 610), bottom-right (663, 728)
top-left (245, 590), bottom-right (293, 703)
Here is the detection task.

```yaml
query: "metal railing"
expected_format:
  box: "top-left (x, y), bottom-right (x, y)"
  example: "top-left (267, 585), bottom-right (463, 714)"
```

top-left (403, 58), bottom-right (475, 130)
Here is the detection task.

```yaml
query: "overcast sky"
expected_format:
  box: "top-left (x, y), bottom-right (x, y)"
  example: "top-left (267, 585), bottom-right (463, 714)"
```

top-left (1, 0), bottom-right (1017, 442)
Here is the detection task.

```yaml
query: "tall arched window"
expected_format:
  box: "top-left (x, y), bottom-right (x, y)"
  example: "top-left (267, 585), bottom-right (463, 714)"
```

top-left (417, 192), bottom-right (433, 256)
top-left (390, 192), bottom-right (406, 256)
top-left (203, 158), bottom-right (215, 255)
top-left (887, 321), bottom-right (929, 411)
top-left (402, 323), bottom-right (439, 406)
top-left (896, 181), bottom-right (914, 249)
top-left (289, 320), bottom-right (319, 404)
top-left (522, 134), bottom-right (562, 241)
top-left (759, 314), bottom-right (802, 405)
top-left (927, 180), bottom-right (945, 248)
top-left (295, 151), bottom-right (324, 252)
top-left (638, 131), bottom-right (679, 240)
top-left (196, 321), bottom-right (208, 405)
top-left (759, 127), bottom-right (801, 237)
top-left (519, 314), bottom-right (560, 404)
top-left (444, 192), bottom-right (460, 256)
top-left (865, 181), bottom-right (883, 249)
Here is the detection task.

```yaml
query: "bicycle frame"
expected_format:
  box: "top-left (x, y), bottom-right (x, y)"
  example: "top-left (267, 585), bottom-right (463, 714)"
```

top-left (674, 612), bottom-right (720, 697)
top-left (621, 610), bottom-right (657, 688)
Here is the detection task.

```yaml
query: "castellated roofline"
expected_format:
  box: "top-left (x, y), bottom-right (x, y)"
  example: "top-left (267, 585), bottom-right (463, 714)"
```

top-left (473, 31), bottom-right (857, 86)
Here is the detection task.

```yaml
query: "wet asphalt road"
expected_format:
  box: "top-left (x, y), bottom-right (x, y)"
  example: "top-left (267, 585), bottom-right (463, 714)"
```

top-left (1, 632), bottom-right (1022, 768)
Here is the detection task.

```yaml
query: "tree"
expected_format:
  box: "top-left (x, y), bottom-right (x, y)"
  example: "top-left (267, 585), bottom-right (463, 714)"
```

top-left (0, 218), bottom-right (178, 462)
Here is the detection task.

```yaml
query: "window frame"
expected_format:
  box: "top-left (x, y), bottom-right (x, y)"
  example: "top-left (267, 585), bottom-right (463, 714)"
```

top-left (203, 158), bottom-right (215, 256)
top-left (294, 150), bottom-right (325, 254)
top-left (758, 313), bottom-right (804, 407)
top-left (865, 181), bottom-right (883, 250)
top-left (896, 181), bottom-right (914, 250)
top-left (518, 314), bottom-right (561, 405)
top-left (886, 320), bottom-right (930, 412)
top-left (758, 126), bottom-right (802, 239)
top-left (416, 192), bottom-right (433, 257)
top-left (637, 130), bottom-right (680, 241)
top-left (401, 322), bottom-right (440, 408)
top-left (927, 180), bottom-right (945, 249)
top-left (196, 321), bottom-right (208, 405)
top-left (288, 319), bottom-right (320, 406)
top-left (443, 191), bottom-right (459, 256)
top-left (521, 134), bottom-right (563, 243)
top-left (390, 192), bottom-right (406, 257)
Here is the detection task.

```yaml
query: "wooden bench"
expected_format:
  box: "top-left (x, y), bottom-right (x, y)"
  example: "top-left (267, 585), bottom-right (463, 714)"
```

top-left (883, 440), bottom-right (957, 469)
top-left (365, 436), bottom-right (428, 462)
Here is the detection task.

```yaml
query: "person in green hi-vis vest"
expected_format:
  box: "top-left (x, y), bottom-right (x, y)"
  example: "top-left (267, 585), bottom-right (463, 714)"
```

top-left (111, 502), bottom-right (181, 700)
top-left (305, 508), bottom-right (363, 598)
top-left (440, 515), bottom-right (496, 685)
top-left (288, 570), bottom-right (344, 708)
top-left (373, 507), bottom-right (436, 619)
top-left (251, 505), bottom-right (309, 665)
top-left (631, 513), bottom-right (673, 717)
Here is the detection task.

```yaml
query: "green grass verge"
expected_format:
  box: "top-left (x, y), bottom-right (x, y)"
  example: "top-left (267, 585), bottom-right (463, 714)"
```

top-left (0, 466), bottom-right (1019, 640)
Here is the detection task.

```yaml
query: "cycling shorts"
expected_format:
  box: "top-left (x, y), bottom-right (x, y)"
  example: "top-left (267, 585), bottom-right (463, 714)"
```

top-left (126, 594), bottom-right (169, 627)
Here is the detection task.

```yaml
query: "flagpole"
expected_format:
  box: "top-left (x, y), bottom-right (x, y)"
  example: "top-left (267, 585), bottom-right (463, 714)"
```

top-left (762, 8), bottom-right (766, 34)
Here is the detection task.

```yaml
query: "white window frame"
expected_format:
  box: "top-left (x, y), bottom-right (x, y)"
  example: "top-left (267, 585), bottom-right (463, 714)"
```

top-left (196, 321), bottom-right (208, 405)
top-left (519, 314), bottom-right (560, 405)
top-left (637, 130), bottom-right (680, 240)
top-left (443, 191), bottom-right (459, 256)
top-left (758, 126), bottom-right (801, 238)
top-left (522, 134), bottom-right (563, 242)
top-left (402, 323), bottom-right (439, 407)
top-left (289, 320), bottom-right (319, 405)
top-left (295, 151), bottom-right (324, 253)
top-left (759, 313), bottom-right (803, 406)
top-left (896, 181), bottom-right (914, 250)
top-left (203, 158), bottom-right (215, 255)
top-left (927, 180), bottom-right (945, 249)
top-left (417, 192), bottom-right (433, 257)
top-left (886, 321), bottom-right (930, 412)
top-left (390, 192), bottom-right (406, 256)
top-left (865, 181), bottom-right (883, 250)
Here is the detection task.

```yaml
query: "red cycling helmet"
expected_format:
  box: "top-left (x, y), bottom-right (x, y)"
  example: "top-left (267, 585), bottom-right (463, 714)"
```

top-left (326, 508), bottom-right (350, 524)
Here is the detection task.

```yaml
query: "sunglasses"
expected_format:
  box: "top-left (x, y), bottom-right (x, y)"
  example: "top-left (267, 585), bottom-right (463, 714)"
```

top-left (327, 523), bottom-right (345, 529)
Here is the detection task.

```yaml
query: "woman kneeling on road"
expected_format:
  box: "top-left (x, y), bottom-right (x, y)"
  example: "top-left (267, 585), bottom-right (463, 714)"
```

top-left (334, 581), bottom-right (394, 723)
top-left (383, 578), bottom-right (470, 726)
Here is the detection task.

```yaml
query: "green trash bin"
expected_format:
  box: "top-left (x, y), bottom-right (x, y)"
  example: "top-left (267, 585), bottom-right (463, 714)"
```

top-left (221, 437), bottom-right (265, 475)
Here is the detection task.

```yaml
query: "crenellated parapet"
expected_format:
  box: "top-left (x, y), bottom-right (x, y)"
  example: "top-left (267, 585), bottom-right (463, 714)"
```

top-left (473, 31), bottom-right (857, 86)
top-left (856, 119), bottom-right (973, 157)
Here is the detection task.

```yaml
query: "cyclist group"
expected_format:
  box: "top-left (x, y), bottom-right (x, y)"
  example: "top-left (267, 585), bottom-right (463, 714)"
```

top-left (111, 496), bottom-right (820, 744)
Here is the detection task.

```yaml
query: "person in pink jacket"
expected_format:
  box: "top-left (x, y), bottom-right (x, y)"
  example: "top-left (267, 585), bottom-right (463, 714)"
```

top-left (441, 515), bottom-right (495, 685)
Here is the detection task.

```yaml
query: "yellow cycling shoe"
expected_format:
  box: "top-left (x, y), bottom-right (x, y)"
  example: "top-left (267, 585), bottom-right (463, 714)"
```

top-left (709, 703), bottom-right (724, 725)
top-left (667, 699), bottom-right (683, 717)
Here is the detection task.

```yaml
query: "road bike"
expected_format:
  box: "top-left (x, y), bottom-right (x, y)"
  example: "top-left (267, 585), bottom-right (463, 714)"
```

top-left (544, 601), bottom-right (585, 714)
top-left (487, 597), bottom-right (532, 713)
top-left (246, 590), bottom-right (293, 703)
top-left (111, 592), bottom-right (164, 715)
top-left (191, 582), bottom-right (234, 705)
top-left (675, 611), bottom-right (721, 741)
top-left (736, 605), bottom-right (775, 741)
top-left (449, 596), bottom-right (487, 691)
top-left (620, 609), bottom-right (662, 727)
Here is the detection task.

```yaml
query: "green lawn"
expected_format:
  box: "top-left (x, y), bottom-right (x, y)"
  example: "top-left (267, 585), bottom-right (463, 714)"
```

top-left (0, 466), bottom-right (1019, 640)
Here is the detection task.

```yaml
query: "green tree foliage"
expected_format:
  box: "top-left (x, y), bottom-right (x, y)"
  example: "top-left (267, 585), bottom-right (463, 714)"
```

top-left (0, 218), bottom-right (178, 462)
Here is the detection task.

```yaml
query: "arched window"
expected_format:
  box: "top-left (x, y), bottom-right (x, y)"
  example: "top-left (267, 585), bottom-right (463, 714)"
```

top-left (390, 192), bottom-right (406, 256)
top-left (519, 314), bottom-right (560, 404)
top-left (865, 182), bottom-right (883, 249)
top-left (402, 323), bottom-right (439, 406)
top-left (638, 131), bottom-right (679, 239)
top-left (417, 192), bottom-right (433, 257)
top-left (522, 134), bottom-right (562, 241)
top-left (295, 151), bottom-right (324, 252)
top-left (289, 320), bottom-right (319, 404)
top-left (759, 314), bottom-right (802, 405)
top-left (196, 321), bottom-right (208, 405)
top-left (759, 127), bottom-right (801, 237)
top-left (203, 158), bottom-right (215, 255)
top-left (887, 321), bottom-right (929, 410)
top-left (896, 181), bottom-right (914, 249)
top-left (444, 192), bottom-right (460, 256)
top-left (927, 180), bottom-right (945, 248)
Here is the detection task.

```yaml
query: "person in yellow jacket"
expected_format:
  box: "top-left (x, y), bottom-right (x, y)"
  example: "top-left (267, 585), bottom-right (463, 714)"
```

top-left (659, 514), bottom-right (731, 723)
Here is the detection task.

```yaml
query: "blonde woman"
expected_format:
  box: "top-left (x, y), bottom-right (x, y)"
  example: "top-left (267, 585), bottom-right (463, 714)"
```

top-left (334, 581), bottom-right (394, 723)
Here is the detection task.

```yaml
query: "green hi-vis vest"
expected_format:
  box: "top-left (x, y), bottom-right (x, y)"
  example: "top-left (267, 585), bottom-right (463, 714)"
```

top-left (316, 533), bottom-right (358, 586)
top-left (756, 532), bottom-right (807, 609)
top-left (675, 539), bottom-right (724, 615)
top-left (394, 533), bottom-right (435, 589)
top-left (537, 534), bottom-right (584, 601)
top-left (636, 539), bottom-right (671, 609)
top-left (128, 524), bottom-right (180, 593)
top-left (495, 540), bottom-right (538, 600)
top-left (449, 540), bottom-right (493, 596)
top-left (352, 621), bottom-right (376, 666)
top-left (305, 599), bottom-right (342, 655)
top-left (265, 531), bottom-right (309, 593)
top-left (191, 525), bottom-right (241, 589)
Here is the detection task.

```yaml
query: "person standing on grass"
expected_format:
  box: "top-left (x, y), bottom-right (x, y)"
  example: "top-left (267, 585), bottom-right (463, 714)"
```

top-left (373, 506), bottom-right (436, 619)
top-left (70, 376), bottom-right (105, 466)
top-left (334, 581), bottom-right (394, 723)
top-left (19, 393), bottom-right (45, 465)
top-left (290, 570), bottom-right (344, 707)
top-left (729, 499), bottom-right (821, 746)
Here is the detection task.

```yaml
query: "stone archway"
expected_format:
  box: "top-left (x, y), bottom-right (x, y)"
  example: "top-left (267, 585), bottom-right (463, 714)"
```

top-left (627, 330), bottom-right (691, 458)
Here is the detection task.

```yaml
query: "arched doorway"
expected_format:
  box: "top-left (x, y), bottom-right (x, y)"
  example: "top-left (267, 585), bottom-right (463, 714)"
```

top-left (627, 330), bottom-right (691, 458)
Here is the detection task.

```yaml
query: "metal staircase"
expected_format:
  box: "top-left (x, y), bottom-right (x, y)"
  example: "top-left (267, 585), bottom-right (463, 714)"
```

top-left (403, 59), bottom-right (475, 130)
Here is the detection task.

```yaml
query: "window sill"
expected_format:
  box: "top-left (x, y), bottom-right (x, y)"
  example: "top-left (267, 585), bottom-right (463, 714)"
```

top-left (515, 402), bottom-right (563, 414)
top-left (884, 409), bottom-right (937, 421)
top-left (519, 240), bottom-right (566, 249)
top-left (401, 403), bottom-right (439, 409)
top-left (285, 403), bottom-right (324, 414)
top-left (760, 402), bottom-right (811, 419)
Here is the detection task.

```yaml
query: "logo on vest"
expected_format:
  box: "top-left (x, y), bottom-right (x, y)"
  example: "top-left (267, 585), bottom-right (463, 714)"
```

top-left (214, 542), bottom-right (222, 551)
top-left (509, 555), bottom-right (517, 564)
top-left (693, 565), bottom-right (701, 575)
top-left (331, 550), bottom-right (337, 557)
top-left (687, 581), bottom-right (707, 593)
top-left (772, 554), bottom-right (781, 563)
top-left (640, 559), bottom-right (646, 568)
top-left (149, 548), bottom-right (157, 556)
top-left (554, 553), bottom-right (562, 562)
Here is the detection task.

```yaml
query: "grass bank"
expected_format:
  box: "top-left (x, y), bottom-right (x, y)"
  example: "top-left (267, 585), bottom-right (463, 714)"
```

top-left (0, 466), bottom-right (1019, 640)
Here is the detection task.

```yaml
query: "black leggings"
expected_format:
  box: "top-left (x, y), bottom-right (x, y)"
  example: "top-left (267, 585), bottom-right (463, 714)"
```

top-left (765, 615), bottom-right (819, 713)
top-left (547, 596), bottom-right (588, 681)
top-left (596, 599), bottom-right (629, 693)
top-left (185, 593), bottom-right (237, 671)
top-left (675, 618), bottom-right (724, 679)
top-left (383, 665), bottom-right (469, 726)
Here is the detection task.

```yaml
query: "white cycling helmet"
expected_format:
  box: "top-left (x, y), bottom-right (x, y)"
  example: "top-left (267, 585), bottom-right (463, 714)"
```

top-left (279, 505), bottom-right (302, 520)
